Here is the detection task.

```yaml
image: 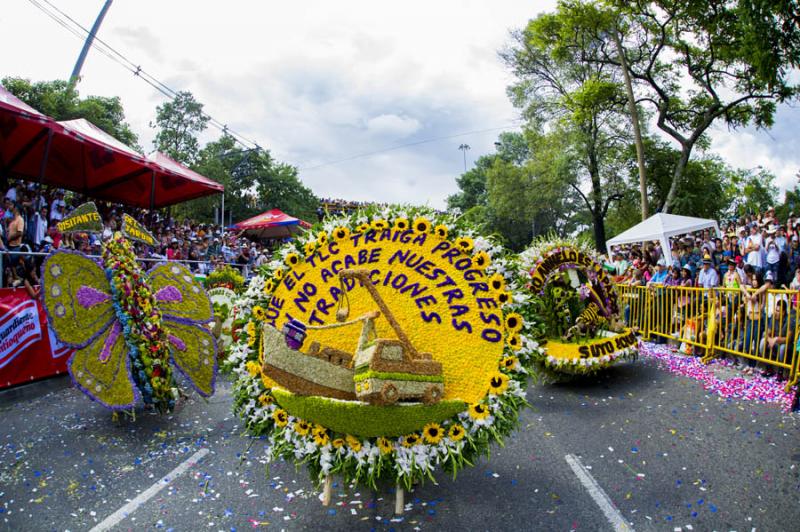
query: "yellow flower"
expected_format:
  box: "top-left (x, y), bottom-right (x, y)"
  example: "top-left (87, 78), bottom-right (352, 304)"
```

top-left (273, 268), bottom-right (285, 281)
top-left (393, 218), bottom-right (410, 231)
top-left (303, 241), bottom-right (317, 256)
top-left (488, 273), bottom-right (506, 293)
top-left (377, 437), bottom-right (393, 455)
top-left (504, 312), bottom-right (523, 332)
top-left (272, 409), bottom-right (289, 427)
top-left (317, 231), bottom-right (329, 245)
top-left (258, 393), bottom-right (274, 406)
top-left (346, 435), bottom-right (362, 452)
top-left (433, 224), bottom-right (449, 239)
top-left (412, 217), bottom-right (431, 234)
top-left (448, 424), bottom-right (466, 442)
top-left (422, 423), bottom-right (443, 444)
top-left (252, 306), bottom-right (267, 322)
top-left (294, 419), bottom-right (311, 436)
top-left (284, 253), bottom-right (300, 267)
top-left (468, 403), bottom-right (489, 420)
top-left (507, 334), bottom-right (522, 351)
top-left (246, 360), bottom-right (260, 377)
top-left (472, 250), bottom-right (490, 270)
top-left (263, 279), bottom-right (276, 295)
top-left (500, 356), bottom-right (518, 371)
top-left (371, 219), bottom-right (389, 231)
top-left (356, 222), bottom-right (370, 233)
top-left (402, 433), bottom-right (421, 447)
top-left (488, 373), bottom-right (509, 395)
top-left (332, 438), bottom-right (345, 449)
top-left (455, 236), bottom-right (474, 252)
top-left (497, 291), bottom-right (511, 306)
top-left (332, 226), bottom-right (350, 240)
top-left (312, 426), bottom-right (330, 447)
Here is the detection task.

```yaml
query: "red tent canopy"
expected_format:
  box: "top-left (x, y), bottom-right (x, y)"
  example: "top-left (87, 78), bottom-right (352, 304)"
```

top-left (232, 208), bottom-right (311, 238)
top-left (0, 84), bottom-right (223, 208)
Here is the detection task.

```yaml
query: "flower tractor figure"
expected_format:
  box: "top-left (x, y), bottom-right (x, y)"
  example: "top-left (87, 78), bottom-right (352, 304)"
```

top-left (339, 269), bottom-right (444, 406)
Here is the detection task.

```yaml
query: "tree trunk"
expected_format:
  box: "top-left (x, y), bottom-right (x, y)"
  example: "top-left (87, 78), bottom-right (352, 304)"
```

top-left (662, 144), bottom-right (692, 213)
top-left (613, 30), bottom-right (648, 220)
top-left (593, 209), bottom-right (608, 254)
top-left (587, 125), bottom-right (607, 253)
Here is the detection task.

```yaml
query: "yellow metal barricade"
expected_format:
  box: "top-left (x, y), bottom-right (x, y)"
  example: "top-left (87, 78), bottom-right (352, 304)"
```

top-left (615, 283), bottom-right (800, 392)
top-left (616, 284), bottom-right (650, 339)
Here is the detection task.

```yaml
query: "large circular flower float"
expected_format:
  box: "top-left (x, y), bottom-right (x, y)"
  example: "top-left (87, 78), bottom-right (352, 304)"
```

top-left (229, 206), bottom-right (534, 504)
top-left (513, 237), bottom-right (637, 380)
top-left (41, 203), bottom-right (217, 415)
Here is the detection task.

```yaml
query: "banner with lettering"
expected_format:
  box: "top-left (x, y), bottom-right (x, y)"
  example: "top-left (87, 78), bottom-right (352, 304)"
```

top-left (0, 288), bottom-right (71, 388)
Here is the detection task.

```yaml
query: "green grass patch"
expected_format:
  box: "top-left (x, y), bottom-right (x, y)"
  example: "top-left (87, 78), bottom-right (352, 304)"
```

top-left (272, 388), bottom-right (465, 437)
top-left (353, 370), bottom-right (444, 383)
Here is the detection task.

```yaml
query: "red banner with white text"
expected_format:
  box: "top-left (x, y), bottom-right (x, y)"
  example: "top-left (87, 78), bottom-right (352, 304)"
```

top-left (0, 288), bottom-right (72, 388)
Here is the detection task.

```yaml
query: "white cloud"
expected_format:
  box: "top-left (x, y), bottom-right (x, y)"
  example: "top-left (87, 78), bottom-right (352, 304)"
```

top-left (365, 114), bottom-right (421, 138)
top-left (2, 0), bottom-right (798, 212)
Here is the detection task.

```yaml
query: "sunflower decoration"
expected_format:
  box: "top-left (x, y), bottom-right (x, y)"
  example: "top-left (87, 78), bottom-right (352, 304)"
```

top-left (433, 224), bottom-right (449, 239)
top-left (513, 236), bottom-right (637, 380)
top-left (412, 217), bottom-right (431, 234)
top-left (455, 236), bottom-right (474, 253)
top-left (332, 226), bottom-right (350, 241)
top-left (393, 218), bottom-right (410, 231)
top-left (284, 253), bottom-right (301, 267)
top-left (229, 206), bottom-right (534, 493)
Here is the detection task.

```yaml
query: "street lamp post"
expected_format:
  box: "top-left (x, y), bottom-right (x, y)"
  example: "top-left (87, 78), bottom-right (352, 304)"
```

top-left (458, 143), bottom-right (471, 172)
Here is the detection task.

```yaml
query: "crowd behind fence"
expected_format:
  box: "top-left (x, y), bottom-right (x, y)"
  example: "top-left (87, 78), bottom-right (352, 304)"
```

top-left (617, 283), bottom-right (800, 392)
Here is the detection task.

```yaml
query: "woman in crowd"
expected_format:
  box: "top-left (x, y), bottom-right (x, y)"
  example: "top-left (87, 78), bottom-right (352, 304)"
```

top-left (739, 271), bottom-right (766, 372)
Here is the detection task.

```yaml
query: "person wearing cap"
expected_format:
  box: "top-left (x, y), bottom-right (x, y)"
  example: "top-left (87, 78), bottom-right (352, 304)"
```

top-left (167, 238), bottom-right (181, 261)
top-left (696, 254), bottom-right (719, 289)
top-left (648, 258), bottom-right (669, 286)
top-left (723, 257), bottom-right (741, 289)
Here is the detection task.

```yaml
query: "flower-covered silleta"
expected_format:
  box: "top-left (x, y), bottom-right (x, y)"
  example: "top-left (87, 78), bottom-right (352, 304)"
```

top-left (41, 203), bottom-right (217, 413)
top-left (229, 206), bottom-right (533, 491)
top-left (512, 237), bottom-right (637, 379)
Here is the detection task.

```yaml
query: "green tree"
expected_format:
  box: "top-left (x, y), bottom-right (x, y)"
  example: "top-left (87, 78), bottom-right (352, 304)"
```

top-left (2, 77), bottom-right (140, 149)
top-left (503, 10), bottom-right (632, 252)
top-left (180, 135), bottom-right (318, 225)
top-left (446, 155), bottom-right (492, 213)
top-left (151, 91), bottom-right (209, 165)
top-left (725, 167), bottom-right (778, 217)
top-left (571, 0), bottom-right (799, 212)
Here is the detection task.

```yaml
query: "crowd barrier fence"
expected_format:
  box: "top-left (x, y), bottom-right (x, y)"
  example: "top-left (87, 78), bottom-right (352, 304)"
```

top-left (616, 283), bottom-right (800, 392)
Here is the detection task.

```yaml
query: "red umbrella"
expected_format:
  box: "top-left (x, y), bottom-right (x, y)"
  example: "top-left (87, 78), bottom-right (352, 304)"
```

top-left (232, 208), bottom-right (311, 239)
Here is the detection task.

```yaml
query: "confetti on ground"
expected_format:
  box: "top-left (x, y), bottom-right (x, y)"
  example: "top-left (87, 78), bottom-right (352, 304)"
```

top-left (639, 342), bottom-right (797, 412)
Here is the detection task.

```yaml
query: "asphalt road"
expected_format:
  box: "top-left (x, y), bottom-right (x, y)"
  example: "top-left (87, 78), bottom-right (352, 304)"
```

top-left (2, 349), bottom-right (800, 531)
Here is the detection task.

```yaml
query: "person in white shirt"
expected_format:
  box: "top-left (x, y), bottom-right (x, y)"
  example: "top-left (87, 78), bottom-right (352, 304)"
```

top-left (31, 205), bottom-right (49, 249)
top-left (744, 224), bottom-right (763, 274)
top-left (5, 185), bottom-right (17, 202)
top-left (50, 191), bottom-right (66, 218)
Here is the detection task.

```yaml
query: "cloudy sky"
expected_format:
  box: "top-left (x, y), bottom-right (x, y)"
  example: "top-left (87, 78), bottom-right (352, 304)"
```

top-left (2, 0), bottom-right (798, 210)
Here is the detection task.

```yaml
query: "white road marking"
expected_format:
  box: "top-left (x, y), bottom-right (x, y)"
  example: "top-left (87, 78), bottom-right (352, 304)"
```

top-left (565, 453), bottom-right (633, 532)
top-left (89, 448), bottom-right (210, 532)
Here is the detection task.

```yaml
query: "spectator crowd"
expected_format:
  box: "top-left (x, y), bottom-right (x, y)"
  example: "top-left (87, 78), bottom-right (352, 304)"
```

top-left (0, 179), bottom-right (280, 292)
top-left (608, 206), bottom-right (800, 380)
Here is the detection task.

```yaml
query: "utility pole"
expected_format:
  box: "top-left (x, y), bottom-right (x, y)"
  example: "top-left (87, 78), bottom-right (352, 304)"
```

top-left (68, 0), bottom-right (114, 91)
top-left (458, 143), bottom-right (471, 173)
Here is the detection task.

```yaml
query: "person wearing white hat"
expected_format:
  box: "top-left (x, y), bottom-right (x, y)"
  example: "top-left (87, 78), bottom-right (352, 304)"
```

top-left (744, 224), bottom-right (763, 275)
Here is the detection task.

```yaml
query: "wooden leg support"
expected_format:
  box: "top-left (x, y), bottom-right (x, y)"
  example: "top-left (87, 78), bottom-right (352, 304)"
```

top-left (321, 475), bottom-right (333, 506)
top-left (394, 484), bottom-right (404, 515)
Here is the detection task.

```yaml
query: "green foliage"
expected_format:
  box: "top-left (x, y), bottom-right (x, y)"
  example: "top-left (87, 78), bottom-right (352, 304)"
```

top-left (272, 389), bottom-right (465, 438)
top-left (151, 91), bottom-right (209, 165)
top-left (203, 265), bottom-right (245, 291)
top-left (2, 77), bottom-right (140, 150)
top-left (725, 167), bottom-right (779, 217)
top-left (173, 135), bottom-right (318, 224)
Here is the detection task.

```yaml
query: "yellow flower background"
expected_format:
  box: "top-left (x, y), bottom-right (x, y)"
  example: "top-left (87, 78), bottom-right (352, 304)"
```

top-left (266, 230), bottom-right (507, 405)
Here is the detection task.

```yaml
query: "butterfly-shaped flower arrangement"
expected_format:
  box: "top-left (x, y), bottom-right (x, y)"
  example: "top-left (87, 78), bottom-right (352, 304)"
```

top-left (41, 203), bottom-right (217, 412)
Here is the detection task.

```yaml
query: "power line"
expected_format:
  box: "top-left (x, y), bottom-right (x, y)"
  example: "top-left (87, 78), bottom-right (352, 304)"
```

top-left (299, 125), bottom-right (518, 171)
top-left (26, 0), bottom-right (262, 151)
top-left (25, 0), bottom-right (523, 171)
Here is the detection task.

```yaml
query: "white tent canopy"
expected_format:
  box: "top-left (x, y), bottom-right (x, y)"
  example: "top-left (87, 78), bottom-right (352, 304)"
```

top-left (606, 213), bottom-right (720, 264)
